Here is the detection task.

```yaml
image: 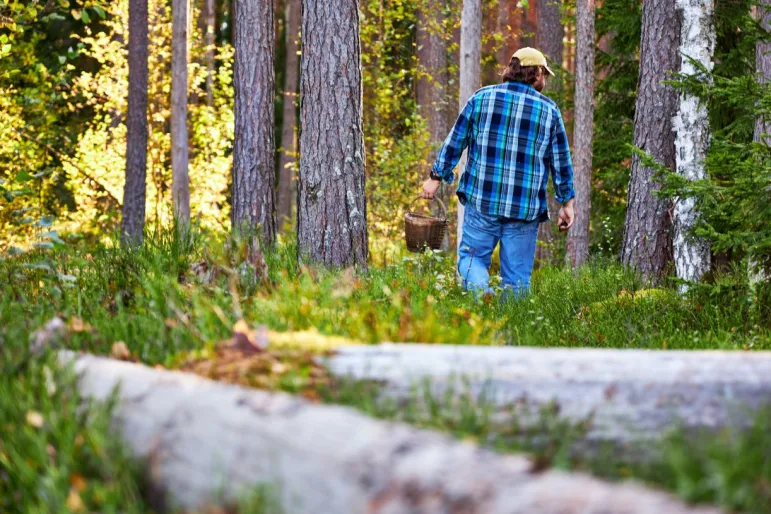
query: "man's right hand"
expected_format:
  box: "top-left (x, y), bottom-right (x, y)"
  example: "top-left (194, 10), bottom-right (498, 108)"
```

top-left (422, 178), bottom-right (441, 199)
top-left (558, 198), bottom-right (575, 231)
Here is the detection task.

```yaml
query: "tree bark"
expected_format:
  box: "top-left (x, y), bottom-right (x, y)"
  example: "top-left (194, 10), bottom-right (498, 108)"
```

top-left (121, 0), bottom-right (150, 246)
top-left (328, 344), bottom-right (771, 446)
top-left (621, 0), bottom-right (679, 282)
top-left (60, 351), bottom-right (721, 514)
top-left (535, 0), bottom-right (564, 264)
top-left (171, 0), bottom-right (191, 228)
top-left (566, 0), bottom-right (594, 268)
top-left (276, 0), bottom-right (301, 233)
top-left (456, 0), bottom-right (482, 254)
top-left (298, 0), bottom-right (368, 268)
top-left (417, 0), bottom-right (452, 248)
top-left (672, 0), bottom-right (714, 284)
top-left (232, 0), bottom-right (276, 244)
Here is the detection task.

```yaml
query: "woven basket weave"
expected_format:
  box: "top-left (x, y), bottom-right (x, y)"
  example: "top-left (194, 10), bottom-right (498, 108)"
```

top-left (404, 196), bottom-right (449, 252)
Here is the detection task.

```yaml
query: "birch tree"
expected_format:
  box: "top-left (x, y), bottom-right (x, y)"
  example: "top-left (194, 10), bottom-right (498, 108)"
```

top-left (277, 0), bottom-right (301, 233)
top-left (751, 0), bottom-right (771, 286)
top-left (232, 0), bottom-right (276, 244)
top-left (121, 0), bottom-right (150, 245)
top-left (298, 0), bottom-right (368, 267)
top-left (672, 0), bottom-right (714, 283)
top-left (567, 0), bottom-right (594, 268)
top-left (456, 0), bottom-right (481, 252)
top-left (171, 0), bottom-right (191, 228)
top-left (621, 0), bottom-right (679, 282)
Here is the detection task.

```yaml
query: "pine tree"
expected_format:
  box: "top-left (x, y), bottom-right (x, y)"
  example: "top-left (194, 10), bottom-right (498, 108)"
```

top-left (621, 0), bottom-right (679, 281)
top-left (121, 0), bottom-right (150, 245)
top-left (232, 0), bottom-right (277, 243)
top-left (298, 0), bottom-right (368, 267)
top-left (456, 0), bottom-right (481, 252)
top-left (171, 0), bottom-right (191, 228)
top-left (567, 0), bottom-right (595, 268)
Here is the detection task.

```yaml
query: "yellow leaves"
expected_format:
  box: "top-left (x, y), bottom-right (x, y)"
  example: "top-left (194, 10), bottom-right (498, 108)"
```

top-left (25, 411), bottom-right (44, 428)
top-left (70, 473), bottom-right (87, 492)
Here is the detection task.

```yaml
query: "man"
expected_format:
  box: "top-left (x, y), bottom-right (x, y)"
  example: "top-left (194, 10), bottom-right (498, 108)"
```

top-left (422, 47), bottom-right (576, 299)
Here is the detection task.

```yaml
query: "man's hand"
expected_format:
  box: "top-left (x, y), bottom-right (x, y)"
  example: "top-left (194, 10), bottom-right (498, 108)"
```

top-left (558, 198), bottom-right (575, 231)
top-left (422, 178), bottom-right (441, 199)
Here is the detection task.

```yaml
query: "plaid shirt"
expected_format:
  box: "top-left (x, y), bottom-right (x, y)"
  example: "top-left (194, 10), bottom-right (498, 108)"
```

top-left (431, 81), bottom-right (575, 221)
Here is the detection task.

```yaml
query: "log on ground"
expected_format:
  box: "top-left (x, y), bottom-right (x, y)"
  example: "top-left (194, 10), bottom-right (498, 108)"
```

top-left (327, 344), bottom-right (771, 444)
top-left (60, 351), bottom-right (719, 514)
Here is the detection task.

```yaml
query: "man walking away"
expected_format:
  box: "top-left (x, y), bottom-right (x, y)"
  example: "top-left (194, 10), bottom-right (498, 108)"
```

top-left (422, 47), bottom-right (576, 300)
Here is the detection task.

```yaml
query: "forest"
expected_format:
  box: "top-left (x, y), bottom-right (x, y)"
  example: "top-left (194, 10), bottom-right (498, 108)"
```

top-left (1, 0), bottom-right (771, 513)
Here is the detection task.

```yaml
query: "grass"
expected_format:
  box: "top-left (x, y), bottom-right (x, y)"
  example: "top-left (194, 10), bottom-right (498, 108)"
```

top-left (1, 227), bottom-right (769, 512)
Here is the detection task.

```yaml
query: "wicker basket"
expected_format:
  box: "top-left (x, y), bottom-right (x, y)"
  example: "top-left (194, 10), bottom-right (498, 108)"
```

top-left (404, 196), bottom-right (449, 252)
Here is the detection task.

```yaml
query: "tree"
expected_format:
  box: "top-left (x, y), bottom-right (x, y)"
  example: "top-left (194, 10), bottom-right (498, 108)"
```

top-left (456, 0), bottom-right (481, 252)
top-left (417, 0), bottom-right (452, 248)
top-left (535, 0), bottom-right (564, 263)
top-left (298, 0), bottom-right (368, 267)
top-left (122, 0), bottom-right (150, 245)
top-left (671, 0), bottom-right (714, 283)
top-left (198, 0), bottom-right (217, 107)
top-left (171, 0), bottom-right (191, 228)
top-left (752, 0), bottom-right (771, 285)
top-left (277, 0), bottom-right (301, 233)
top-left (232, 0), bottom-right (276, 244)
top-left (621, 0), bottom-right (679, 282)
top-left (567, 0), bottom-right (595, 268)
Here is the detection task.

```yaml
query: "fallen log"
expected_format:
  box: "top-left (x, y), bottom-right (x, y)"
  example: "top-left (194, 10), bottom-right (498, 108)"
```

top-left (60, 351), bottom-right (719, 514)
top-left (327, 344), bottom-right (771, 445)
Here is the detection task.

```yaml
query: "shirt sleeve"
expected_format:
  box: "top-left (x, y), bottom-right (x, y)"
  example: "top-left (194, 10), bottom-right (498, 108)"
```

top-left (550, 110), bottom-right (576, 204)
top-left (430, 97), bottom-right (475, 184)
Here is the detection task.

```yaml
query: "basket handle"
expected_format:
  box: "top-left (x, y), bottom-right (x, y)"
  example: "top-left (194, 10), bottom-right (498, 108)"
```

top-left (409, 195), bottom-right (448, 221)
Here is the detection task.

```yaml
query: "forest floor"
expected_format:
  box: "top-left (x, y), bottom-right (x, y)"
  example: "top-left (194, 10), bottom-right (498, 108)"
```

top-left (1, 229), bottom-right (770, 513)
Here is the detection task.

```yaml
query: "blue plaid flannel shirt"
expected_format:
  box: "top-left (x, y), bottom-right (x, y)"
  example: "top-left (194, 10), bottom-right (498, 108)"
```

top-left (431, 81), bottom-right (575, 221)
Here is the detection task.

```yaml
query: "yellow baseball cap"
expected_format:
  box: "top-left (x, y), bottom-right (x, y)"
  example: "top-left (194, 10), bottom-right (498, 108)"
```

top-left (512, 47), bottom-right (555, 76)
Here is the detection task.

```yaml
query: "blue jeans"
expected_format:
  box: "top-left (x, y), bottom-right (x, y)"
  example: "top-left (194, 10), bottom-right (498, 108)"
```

top-left (457, 205), bottom-right (540, 300)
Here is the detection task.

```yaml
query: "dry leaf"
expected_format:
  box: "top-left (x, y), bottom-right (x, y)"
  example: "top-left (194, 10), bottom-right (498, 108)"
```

top-left (232, 320), bottom-right (266, 354)
top-left (110, 341), bottom-right (131, 360)
top-left (66, 489), bottom-right (85, 513)
top-left (69, 317), bottom-right (92, 333)
top-left (70, 473), bottom-right (87, 492)
top-left (25, 411), bottom-right (44, 428)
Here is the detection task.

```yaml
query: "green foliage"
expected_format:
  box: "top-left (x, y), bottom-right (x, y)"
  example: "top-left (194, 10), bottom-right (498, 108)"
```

top-left (0, 353), bottom-right (149, 514)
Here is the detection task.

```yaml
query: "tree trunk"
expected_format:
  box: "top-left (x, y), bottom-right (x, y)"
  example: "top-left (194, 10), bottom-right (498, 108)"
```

top-left (121, 0), bottom-right (150, 246)
top-left (456, 0), bottom-right (482, 254)
top-left (672, 0), bottom-right (714, 284)
top-left (172, 0), bottom-right (191, 228)
top-left (60, 351), bottom-right (722, 514)
top-left (566, 0), bottom-right (594, 268)
top-left (621, 0), bottom-right (679, 282)
top-left (752, 0), bottom-right (771, 286)
top-left (535, 0), bottom-right (564, 264)
top-left (417, 0), bottom-right (452, 248)
top-left (328, 344), bottom-right (771, 447)
top-left (198, 0), bottom-right (216, 107)
top-left (276, 0), bottom-right (301, 233)
top-left (232, 0), bottom-right (276, 244)
top-left (298, 0), bottom-right (368, 268)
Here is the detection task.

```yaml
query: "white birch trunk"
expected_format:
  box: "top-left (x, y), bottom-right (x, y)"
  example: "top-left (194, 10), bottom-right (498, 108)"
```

top-left (171, 0), bottom-right (191, 226)
top-left (456, 0), bottom-right (481, 256)
top-left (328, 344), bottom-right (771, 446)
top-left (672, 0), bottom-right (715, 283)
top-left (59, 351), bottom-right (721, 514)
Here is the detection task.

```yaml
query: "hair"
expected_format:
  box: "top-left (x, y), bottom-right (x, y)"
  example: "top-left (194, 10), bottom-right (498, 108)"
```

top-left (501, 57), bottom-right (543, 85)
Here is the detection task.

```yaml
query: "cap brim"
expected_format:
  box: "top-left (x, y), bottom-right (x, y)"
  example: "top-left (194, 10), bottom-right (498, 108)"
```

top-left (544, 64), bottom-right (555, 77)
